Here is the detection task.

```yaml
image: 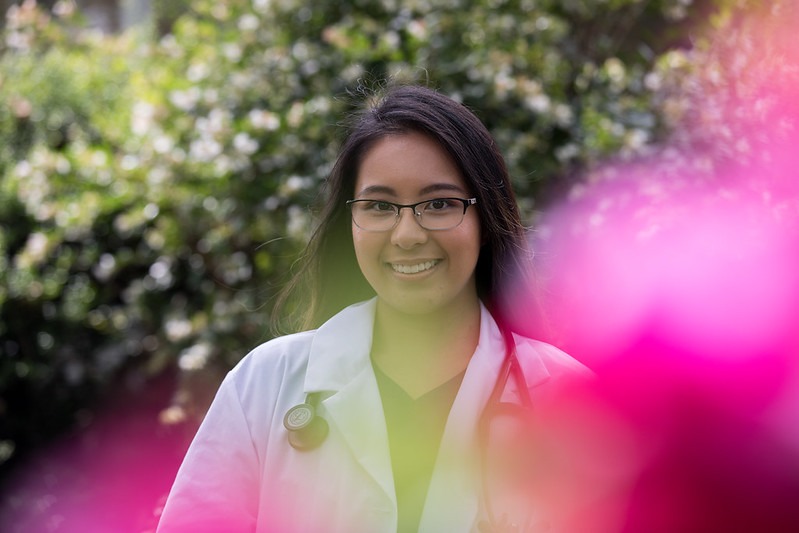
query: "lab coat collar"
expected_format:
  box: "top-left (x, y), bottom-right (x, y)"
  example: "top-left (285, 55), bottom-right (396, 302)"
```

top-left (303, 298), bottom-right (553, 395)
top-left (304, 298), bottom-right (377, 393)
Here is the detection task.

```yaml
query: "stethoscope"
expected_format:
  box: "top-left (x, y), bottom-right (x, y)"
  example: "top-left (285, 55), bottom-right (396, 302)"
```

top-left (476, 328), bottom-right (548, 533)
top-left (282, 327), bottom-right (544, 532)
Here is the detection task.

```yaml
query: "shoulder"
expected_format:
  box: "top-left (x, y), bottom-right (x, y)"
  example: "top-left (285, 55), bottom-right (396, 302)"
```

top-left (520, 336), bottom-right (591, 373)
top-left (512, 334), bottom-right (594, 384)
top-left (233, 329), bottom-right (317, 374)
top-left (220, 299), bottom-right (376, 405)
top-left (223, 329), bottom-right (318, 400)
top-left (506, 335), bottom-right (593, 410)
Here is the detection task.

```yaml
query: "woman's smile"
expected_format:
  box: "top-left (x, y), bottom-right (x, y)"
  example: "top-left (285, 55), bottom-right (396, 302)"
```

top-left (388, 259), bottom-right (441, 275)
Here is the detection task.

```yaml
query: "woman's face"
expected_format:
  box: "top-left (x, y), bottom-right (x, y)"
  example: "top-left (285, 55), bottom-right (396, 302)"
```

top-left (351, 131), bottom-right (482, 317)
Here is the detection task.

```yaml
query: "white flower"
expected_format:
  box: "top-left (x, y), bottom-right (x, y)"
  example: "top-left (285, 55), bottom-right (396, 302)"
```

top-left (5, 31), bottom-right (32, 51)
top-left (553, 103), bottom-right (574, 127)
top-left (604, 57), bottom-right (626, 85)
top-left (264, 196), bottom-right (280, 211)
top-left (253, 0), bottom-right (271, 13)
top-left (306, 96), bottom-right (331, 114)
top-left (53, 1), bottom-right (76, 17)
top-left (211, 4), bottom-right (229, 20)
top-left (625, 129), bottom-right (650, 151)
top-left (91, 150), bottom-right (108, 167)
top-left (187, 62), bottom-right (210, 83)
top-left (248, 109), bottom-right (280, 130)
top-left (153, 134), bottom-right (174, 154)
top-left (383, 31), bottom-right (400, 50)
top-left (238, 14), bottom-right (260, 32)
top-left (14, 160), bottom-right (32, 178)
top-left (213, 155), bottom-right (233, 176)
top-left (525, 94), bottom-right (551, 113)
top-left (121, 155), bottom-right (140, 171)
top-left (203, 89), bottom-right (219, 105)
top-left (166, 318), bottom-right (193, 342)
top-left (195, 109), bottom-right (230, 137)
top-left (147, 167), bottom-right (169, 186)
top-left (284, 175), bottom-right (312, 193)
top-left (535, 16), bottom-right (551, 31)
top-left (644, 72), bottom-right (662, 91)
top-left (230, 72), bottom-right (253, 90)
top-left (189, 138), bottom-right (223, 162)
top-left (407, 19), bottom-right (427, 40)
top-left (287, 205), bottom-right (309, 237)
top-left (292, 41), bottom-right (310, 61)
top-left (178, 342), bottom-right (212, 371)
top-left (223, 43), bottom-right (242, 63)
top-left (149, 257), bottom-right (173, 289)
top-left (555, 143), bottom-right (580, 162)
top-left (144, 203), bottom-right (160, 220)
top-left (92, 253), bottom-right (116, 282)
top-left (21, 232), bottom-right (50, 266)
top-left (159, 34), bottom-right (181, 57)
top-left (169, 87), bottom-right (202, 112)
top-left (494, 70), bottom-right (516, 96)
top-left (131, 101), bottom-right (155, 136)
top-left (287, 102), bottom-right (304, 127)
top-left (55, 156), bottom-right (71, 175)
top-left (208, 108), bottom-right (231, 132)
top-left (341, 63), bottom-right (365, 82)
top-left (233, 133), bottom-right (259, 155)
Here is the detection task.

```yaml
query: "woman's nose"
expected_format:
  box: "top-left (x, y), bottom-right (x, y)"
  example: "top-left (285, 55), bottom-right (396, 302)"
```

top-left (390, 208), bottom-right (428, 248)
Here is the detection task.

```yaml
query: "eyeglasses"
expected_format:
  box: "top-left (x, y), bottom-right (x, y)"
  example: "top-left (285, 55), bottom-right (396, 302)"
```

top-left (346, 197), bottom-right (477, 232)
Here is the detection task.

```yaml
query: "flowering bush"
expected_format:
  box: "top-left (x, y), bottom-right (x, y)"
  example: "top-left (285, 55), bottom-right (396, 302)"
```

top-left (0, 0), bottom-right (735, 475)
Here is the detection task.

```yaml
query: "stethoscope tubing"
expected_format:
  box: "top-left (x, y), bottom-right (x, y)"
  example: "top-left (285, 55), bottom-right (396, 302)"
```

top-left (477, 327), bottom-right (537, 532)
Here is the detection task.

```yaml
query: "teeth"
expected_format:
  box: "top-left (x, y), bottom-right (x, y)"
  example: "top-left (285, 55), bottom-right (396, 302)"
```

top-left (391, 260), bottom-right (439, 274)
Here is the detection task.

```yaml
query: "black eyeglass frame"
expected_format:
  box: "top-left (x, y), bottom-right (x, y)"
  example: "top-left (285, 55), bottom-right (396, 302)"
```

top-left (345, 197), bottom-right (478, 232)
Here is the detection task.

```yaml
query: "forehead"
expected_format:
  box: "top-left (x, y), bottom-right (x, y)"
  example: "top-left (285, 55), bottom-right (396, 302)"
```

top-left (354, 131), bottom-right (469, 197)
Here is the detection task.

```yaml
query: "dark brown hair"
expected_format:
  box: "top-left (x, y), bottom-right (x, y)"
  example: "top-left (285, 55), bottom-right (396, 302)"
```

top-left (272, 84), bottom-right (532, 333)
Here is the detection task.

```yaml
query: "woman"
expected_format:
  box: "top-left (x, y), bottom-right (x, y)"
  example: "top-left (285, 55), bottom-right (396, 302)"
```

top-left (157, 85), bottom-right (589, 533)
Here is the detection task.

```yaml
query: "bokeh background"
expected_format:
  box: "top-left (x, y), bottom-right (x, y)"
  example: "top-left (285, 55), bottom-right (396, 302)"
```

top-left (1, 0), bottom-right (797, 531)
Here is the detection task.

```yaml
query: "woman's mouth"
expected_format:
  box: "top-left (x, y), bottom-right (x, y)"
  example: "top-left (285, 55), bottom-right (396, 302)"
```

top-left (389, 260), bottom-right (440, 274)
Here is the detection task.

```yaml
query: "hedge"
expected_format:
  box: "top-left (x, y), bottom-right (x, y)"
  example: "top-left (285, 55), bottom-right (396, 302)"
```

top-left (0, 0), bottom-right (765, 478)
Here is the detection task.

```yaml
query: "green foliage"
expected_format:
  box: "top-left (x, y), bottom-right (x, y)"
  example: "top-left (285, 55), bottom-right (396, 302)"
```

top-left (0, 0), bottom-right (723, 470)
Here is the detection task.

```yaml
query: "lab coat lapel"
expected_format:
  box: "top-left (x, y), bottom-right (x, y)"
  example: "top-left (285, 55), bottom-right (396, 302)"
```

top-left (303, 299), bottom-right (396, 506)
top-left (323, 367), bottom-right (396, 504)
top-left (420, 306), bottom-right (555, 532)
top-left (419, 304), bottom-right (506, 532)
top-left (502, 333), bottom-right (553, 402)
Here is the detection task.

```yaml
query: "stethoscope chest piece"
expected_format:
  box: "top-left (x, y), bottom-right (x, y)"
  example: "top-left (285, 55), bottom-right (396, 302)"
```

top-left (284, 394), bottom-right (329, 451)
top-left (284, 403), bottom-right (315, 431)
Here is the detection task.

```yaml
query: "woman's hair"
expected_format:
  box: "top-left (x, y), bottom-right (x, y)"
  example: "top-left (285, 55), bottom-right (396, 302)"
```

top-left (272, 84), bottom-right (532, 334)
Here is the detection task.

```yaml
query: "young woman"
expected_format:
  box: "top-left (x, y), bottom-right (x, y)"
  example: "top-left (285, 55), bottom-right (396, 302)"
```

top-left (157, 85), bottom-right (589, 533)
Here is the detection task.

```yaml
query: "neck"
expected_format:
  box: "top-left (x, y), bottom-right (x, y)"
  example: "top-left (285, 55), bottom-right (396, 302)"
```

top-left (371, 297), bottom-right (482, 398)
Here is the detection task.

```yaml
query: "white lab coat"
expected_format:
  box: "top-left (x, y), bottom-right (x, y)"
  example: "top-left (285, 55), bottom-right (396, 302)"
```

top-left (157, 299), bottom-right (589, 533)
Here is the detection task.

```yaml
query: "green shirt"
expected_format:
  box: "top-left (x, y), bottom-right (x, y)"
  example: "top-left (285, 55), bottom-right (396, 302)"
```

top-left (373, 364), bottom-right (466, 533)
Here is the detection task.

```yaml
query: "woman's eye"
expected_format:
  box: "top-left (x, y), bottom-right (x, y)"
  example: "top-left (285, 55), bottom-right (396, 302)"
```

top-left (426, 199), bottom-right (455, 211)
top-left (365, 201), bottom-right (395, 212)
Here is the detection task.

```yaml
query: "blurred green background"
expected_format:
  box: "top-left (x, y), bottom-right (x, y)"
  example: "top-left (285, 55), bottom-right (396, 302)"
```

top-left (0, 0), bottom-right (782, 513)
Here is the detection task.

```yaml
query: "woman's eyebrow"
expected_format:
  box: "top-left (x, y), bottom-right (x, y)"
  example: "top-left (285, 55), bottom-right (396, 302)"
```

top-left (418, 183), bottom-right (468, 195)
top-left (355, 182), bottom-right (468, 198)
top-left (355, 185), bottom-right (396, 197)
